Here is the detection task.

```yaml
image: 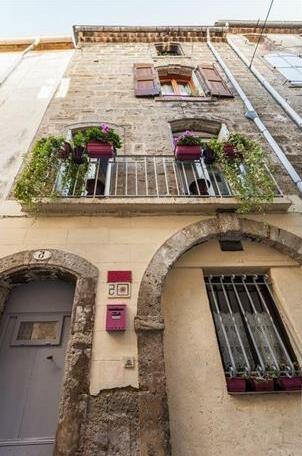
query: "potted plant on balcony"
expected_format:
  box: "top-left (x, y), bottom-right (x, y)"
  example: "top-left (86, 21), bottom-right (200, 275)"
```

top-left (58, 140), bottom-right (72, 160)
top-left (174, 131), bottom-right (203, 161)
top-left (85, 124), bottom-right (122, 159)
top-left (209, 133), bottom-right (275, 213)
top-left (72, 131), bottom-right (86, 164)
top-left (202, 145), bottom-right (216, 165)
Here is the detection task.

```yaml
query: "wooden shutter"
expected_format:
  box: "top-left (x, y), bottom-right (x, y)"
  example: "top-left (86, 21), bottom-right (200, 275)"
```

top-left (198, 64), bottom-right (233, 98)
top-left (133, 64), bottom-right (160, 97)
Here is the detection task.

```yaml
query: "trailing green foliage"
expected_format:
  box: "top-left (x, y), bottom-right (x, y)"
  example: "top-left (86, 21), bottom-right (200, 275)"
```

top-left (61, 154), bottom-right (89, 197)
top-left (14, 136), bottom-right (64, 210)
top-left (209, 133), bottom-right (275, 213)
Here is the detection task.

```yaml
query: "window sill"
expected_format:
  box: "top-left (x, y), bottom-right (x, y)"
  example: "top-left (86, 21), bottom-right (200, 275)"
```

top-left (153, 55), bottom-right (188, 60)
top-left (228, 389), bottom-right (302, 395)
top-left (156, 95), bottom-right (213, 102)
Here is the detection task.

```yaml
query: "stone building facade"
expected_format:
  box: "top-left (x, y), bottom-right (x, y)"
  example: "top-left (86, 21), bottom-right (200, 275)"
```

top-left (0, 22), bottom-right (302, 456)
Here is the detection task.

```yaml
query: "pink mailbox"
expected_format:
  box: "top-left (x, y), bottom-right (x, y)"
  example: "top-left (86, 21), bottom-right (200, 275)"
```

top-left (106, 304), bottom-right (127, 331)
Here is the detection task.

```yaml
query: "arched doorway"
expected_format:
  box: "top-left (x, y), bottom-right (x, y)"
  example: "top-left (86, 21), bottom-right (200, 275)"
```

top-left (135, 214), bottom-right (302, 456)
top-left (0, 249), bottom-right (98, 456)
top-left (0, 278), bottom-right (75, 455)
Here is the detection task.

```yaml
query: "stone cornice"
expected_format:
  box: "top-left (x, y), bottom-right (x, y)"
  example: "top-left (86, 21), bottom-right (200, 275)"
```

top-left (73, 25), bottom-right (226, 44)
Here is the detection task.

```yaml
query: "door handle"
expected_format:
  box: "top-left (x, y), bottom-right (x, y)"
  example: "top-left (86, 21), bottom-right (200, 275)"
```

top-left (46, 355), bottom-right (53, 360)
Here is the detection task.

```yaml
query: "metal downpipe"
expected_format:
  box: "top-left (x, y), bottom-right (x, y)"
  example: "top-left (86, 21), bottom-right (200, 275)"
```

top-left (226, 35), bottom-right (302, 129)
top-left (206, 30), bottom-right (302, 195)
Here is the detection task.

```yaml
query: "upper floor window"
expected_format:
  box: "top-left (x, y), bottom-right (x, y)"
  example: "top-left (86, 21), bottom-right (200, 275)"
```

top-left (133, 63), bottom-right (234, 98)
top-left (158, 67), bottom-right (203, 97)
top-left (155, 43), bottom-right (183, 56)
top-left (265, 52), bottom-right (302, 85)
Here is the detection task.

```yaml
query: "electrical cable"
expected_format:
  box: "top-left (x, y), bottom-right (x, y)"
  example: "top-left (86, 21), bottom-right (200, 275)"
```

top-left (249, 0), bottom-right (275, 68)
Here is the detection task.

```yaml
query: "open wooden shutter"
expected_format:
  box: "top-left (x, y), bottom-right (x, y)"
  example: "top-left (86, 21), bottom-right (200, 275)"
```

top-left (133, 64), bottom-right (160, 97)
top-left (198, 64), bottom-right (233, 98)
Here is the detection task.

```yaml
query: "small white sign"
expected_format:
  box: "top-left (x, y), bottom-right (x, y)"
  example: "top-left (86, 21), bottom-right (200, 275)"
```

top-left (33, 250), bottom-right (52, 261)
top-left (108, 282), bottom-right (131, 299)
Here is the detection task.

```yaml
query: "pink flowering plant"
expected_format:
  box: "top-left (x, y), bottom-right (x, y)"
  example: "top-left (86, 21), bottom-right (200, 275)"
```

top-left (174, 131), bottom-right (203, 146)
top-left (84, 123), bottom-right (122, 149)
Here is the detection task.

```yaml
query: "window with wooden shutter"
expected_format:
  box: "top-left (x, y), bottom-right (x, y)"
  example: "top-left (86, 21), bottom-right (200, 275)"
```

top-left (198, 64), bottom-right (233, 98)
top-left (133, 64), bottom-right (160, 97)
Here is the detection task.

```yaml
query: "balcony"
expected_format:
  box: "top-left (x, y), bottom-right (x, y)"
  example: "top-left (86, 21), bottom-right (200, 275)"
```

top-left (37, 155), bottom-right (290, 215)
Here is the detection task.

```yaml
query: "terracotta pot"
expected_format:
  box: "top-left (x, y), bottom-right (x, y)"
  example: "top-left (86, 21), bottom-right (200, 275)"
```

top-left (86, 179), bottom-right (105, 197)
top-left (87, 141), bottom-right (115, 159)
top-left (203, 147), bottom-right (215, 165)
top-left (250, 378), bottom-right (274, 392)
top-left (275, 376), bottom-right (302, 391)
top-left (226, 377), bottom-right (246, 393)
top-left (223, 143), bottom-right (243, 161)
top-left (72, 146), bottom-right (85, 164)
top-left (174, 145), bottom-right (201, 161)
top-left (58, 141), bottom-right (72, 160)
top-left (189, 178), bottom-right (210, 196)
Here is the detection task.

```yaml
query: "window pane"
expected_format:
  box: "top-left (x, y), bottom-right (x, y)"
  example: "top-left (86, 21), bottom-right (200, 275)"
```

top-left (178, 82), bottom-right (192, 96)
top-left (278, 67), bottom-right (302, 82)
top-left (17, 321), bottom-right (58, 341)
top-left (161, 82), bottom-right (174, 95)
top-left (265, 53), bottom-right (302, 82)
top-left (17, 322), bottom-right (33, 341)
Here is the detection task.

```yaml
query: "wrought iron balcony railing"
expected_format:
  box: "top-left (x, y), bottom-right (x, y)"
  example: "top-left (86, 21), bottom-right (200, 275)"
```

top-left (54, 155), bottom-right (283, 199)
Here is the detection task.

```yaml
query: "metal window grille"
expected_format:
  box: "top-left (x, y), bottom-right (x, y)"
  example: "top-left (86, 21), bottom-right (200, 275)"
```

top-left (205, 274), bottom-right (298, 378)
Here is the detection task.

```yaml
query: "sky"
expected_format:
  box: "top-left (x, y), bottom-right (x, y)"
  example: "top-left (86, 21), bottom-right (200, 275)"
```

top-left (0, 0), bottom-right (301, 38)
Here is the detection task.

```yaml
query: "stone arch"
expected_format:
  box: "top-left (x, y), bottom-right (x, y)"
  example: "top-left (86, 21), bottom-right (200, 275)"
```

top-left (169, 117), bottom-right (229, 141)
top-left (135, 214), bottom-right (302, 455)
top-left (63, 121), bottom-right (127, 154)
top-left (0, 249), bottom-right (98, 456)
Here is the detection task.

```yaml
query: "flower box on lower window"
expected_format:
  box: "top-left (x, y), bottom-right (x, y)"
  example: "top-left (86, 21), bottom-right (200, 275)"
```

top-left (174, 145), bottom-right (201, 161)
top-left (250, 377), bottom-right (274, 392)
top-left (226, 377), bottom-right (246, 393)
top-left (87, 141), bottom-right (115, 159)
top-left (275, 376), bottom-right (302, 391)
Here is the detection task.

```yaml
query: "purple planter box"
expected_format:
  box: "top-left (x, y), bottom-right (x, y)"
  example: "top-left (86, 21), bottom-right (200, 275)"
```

top-left (87, 141), bottom-right (115, 159)
top-left (226, 377), bottom-right (246, 393)
top-left (174, 145), bottom-right (201, 161)
top-left (59, 141), bottom-right (72, 159)
top-left (275, 376), bottom-right (302, 391)
top-left (250, 378), bottom-right (274, 392)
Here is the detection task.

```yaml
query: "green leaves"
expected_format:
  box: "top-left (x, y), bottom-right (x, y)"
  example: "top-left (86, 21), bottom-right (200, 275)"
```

top-left (14, 136), bottom-right (64, 211)
top-left (210, 133), bottom-right (275, 213)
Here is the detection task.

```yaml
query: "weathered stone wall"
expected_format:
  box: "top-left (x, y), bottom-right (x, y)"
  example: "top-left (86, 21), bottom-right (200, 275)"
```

top-left (35, 39), bottom-right (295, 194)
top-left (4, 28), bottom-right (302, 456)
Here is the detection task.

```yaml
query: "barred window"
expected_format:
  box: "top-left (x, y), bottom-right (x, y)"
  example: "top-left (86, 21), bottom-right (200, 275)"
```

top-left (205, 275), bottom-right (299, 383)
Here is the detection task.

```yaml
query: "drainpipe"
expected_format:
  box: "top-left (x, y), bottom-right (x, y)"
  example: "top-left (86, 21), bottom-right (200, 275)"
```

top-left (0, 37), bottom-right (40, 86)
top-left (226, 35), bottom-right (302, 129)
top-left (206, 29), bottom-right (302, 195)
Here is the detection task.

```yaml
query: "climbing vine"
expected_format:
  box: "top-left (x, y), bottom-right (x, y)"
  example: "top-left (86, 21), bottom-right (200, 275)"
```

top-left (209, 133), bottom-right (275, 213)
top-left (14, 136), bottom-right (64, 211)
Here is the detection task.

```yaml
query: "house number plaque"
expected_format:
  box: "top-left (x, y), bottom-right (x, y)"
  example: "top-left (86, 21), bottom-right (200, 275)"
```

top-left (107, 270), bottom-right (132, 299)
top-left (33, 250), bottom-right (52, 261)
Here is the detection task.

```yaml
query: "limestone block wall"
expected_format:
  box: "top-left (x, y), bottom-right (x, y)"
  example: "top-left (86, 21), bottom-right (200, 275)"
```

top-left (31, 39), bottom-right (295, 193)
